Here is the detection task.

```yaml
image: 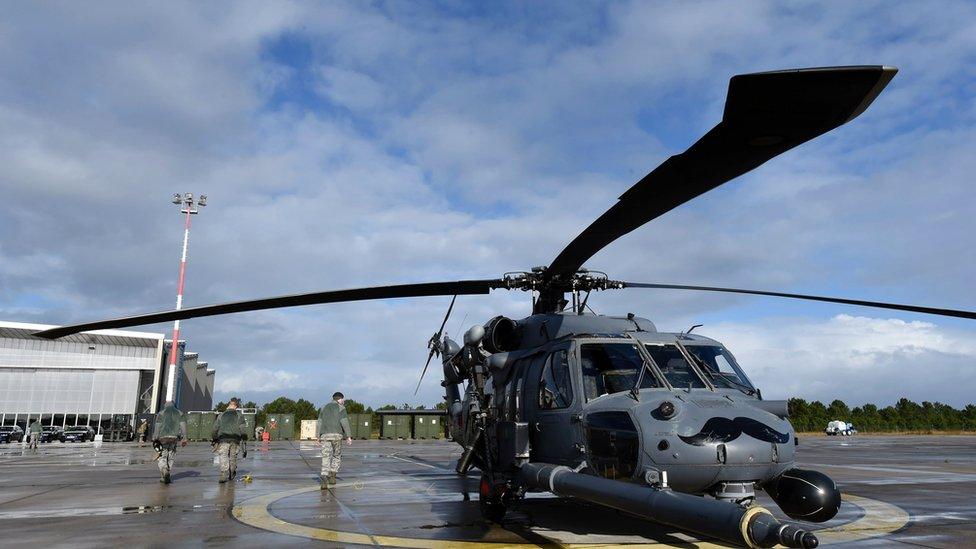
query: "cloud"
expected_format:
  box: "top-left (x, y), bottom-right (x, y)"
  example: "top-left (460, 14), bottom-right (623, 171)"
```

top-left (215, 366), bottom-right (301, 393)
top-left (1, 2), bottom-right (975, 410)
top-left (704, 314), bottom-right (976, 407)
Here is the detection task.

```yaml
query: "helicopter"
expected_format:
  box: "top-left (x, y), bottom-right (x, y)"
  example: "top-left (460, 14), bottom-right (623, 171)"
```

top-left (35, 65), bottom-right (976, 548)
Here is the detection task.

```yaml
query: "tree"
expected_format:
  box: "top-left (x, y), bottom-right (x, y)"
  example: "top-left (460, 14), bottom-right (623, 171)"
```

top-left (344, 399), bottom-right (366, 414)
top-left (263, 397), bottom-right (297, 414)
top-left (435, 401), bottom-right (447, 410)
top-left (294, 398), bottom-right (318, 422)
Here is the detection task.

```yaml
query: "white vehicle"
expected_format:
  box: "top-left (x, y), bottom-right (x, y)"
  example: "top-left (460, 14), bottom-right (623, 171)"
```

top-left (825, 420), bottom-right (856, 436)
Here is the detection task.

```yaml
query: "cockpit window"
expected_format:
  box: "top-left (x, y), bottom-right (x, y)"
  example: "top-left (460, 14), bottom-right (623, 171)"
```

top-left (683, 345), bottom-right (755, 392)
top-left (539, 350), bottom-right (573, 409)
top-left (644, 344), bottom-right (707, 389)
top-left (581, 343), bottom-right (660, 401)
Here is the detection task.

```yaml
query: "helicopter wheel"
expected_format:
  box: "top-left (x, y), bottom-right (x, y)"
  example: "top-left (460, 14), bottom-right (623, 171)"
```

top-left (478, 473), bottom-right (507, 523)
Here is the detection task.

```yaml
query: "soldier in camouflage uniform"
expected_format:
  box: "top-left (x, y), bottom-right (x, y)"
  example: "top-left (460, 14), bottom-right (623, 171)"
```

top-left (317, 391), bottom-right (352, 488)
top-left (211, 397), bottom-right (248, 483)
top-left (27, 419), bottom-right (42, 451)
top-left (153, 401), bottom-right (187, 484)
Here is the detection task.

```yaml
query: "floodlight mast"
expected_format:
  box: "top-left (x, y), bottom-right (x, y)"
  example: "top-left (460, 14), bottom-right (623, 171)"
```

top-left (164, 193), bottom-right (206, 403)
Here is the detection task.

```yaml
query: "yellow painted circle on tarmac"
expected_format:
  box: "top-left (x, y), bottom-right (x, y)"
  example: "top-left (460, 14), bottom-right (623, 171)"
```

top-left (232, 484), bottom-right (909, 548)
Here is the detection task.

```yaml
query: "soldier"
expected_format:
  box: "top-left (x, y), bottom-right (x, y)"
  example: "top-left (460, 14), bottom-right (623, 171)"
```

top-left (27, 418), bottom-right (42, 451)
top-left (152, 401), bottom-right (187, 484)
top-left (317, 391), bottom-right (352, 489)
top-left (137, 419), bottom-right (148, 447)
top-left (211, 397), bottom-right (248, 483)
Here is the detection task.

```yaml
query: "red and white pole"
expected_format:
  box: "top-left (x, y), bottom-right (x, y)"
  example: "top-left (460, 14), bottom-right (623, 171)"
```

top-left (164, 193), bottom-right (206, 404)
top-left (164, 208), bottom-right (193, 403)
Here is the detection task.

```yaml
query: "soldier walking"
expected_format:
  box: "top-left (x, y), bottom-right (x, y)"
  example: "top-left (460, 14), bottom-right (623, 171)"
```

top-left (27, 419), bottom-right (42, 451)
top-left (212, 397), bottom-right (248, 483)
top-left (317, 391), bottom-right (352, 489)
top-left (152, 401), bottom-right (187, 484)
top-left (137, 419), bottom-right (148, 447)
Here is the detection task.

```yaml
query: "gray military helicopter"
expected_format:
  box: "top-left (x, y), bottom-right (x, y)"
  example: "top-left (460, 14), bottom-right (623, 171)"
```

top-left (37, 66), bottom-right (976, 548)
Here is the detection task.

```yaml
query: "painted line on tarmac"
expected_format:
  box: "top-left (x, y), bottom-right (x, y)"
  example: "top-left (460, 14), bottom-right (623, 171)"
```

top-left (232, 480), bottom-right (909, 547)
top-left (816, 494), bottom-right (910, 545)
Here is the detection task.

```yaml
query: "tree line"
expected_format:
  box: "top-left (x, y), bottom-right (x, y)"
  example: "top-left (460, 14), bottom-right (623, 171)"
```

top-left (789, 398), bottom-right (976, 432)
top-left (215, 395), bottom-right (976, 433)
top-left (213, 396), bottom-right (447, 428)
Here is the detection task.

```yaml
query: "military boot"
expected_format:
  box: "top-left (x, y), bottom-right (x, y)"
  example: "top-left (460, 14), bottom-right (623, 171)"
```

top-left (219, 473), bottom-right (228, 483)
top-left (329, 472), bottom-right (338, 486)
top-left (320, 476), bottom-right (328, 490)
top-left (163, 473), bottom-right (171, 484)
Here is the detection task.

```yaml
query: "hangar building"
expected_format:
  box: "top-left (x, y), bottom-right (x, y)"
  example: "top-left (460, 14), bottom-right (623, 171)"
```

top-left (0, 321), bottom-right (214, 434)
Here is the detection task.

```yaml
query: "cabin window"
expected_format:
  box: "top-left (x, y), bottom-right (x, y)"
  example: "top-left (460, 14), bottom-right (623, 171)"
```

top-left (644, 344), bottom-right (706, 389)
top-left (538, 350), bottom-right (573, 409)
top-left (581, 343), bottom-right (660, 401)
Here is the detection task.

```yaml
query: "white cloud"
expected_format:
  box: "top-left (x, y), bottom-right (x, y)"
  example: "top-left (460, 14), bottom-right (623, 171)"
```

top-left (215, 366), bottom-right (301, 393)
top-left (703, 315), bottom-right (976, 406)
top-left (1, 2), bottom-right (975, 410)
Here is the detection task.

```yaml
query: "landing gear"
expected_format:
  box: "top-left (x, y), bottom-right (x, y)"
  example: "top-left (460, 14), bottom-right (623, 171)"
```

top-left (478, 474), bottom-right (507, 523)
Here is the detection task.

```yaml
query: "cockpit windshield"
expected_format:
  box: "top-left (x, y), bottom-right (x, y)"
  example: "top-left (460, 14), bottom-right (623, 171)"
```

top-left (683, 345), bottom-right (755, 393)
top-left (644, 344), bottom-right (707, 389)
top-left (581, 343), bottom-right (660, 401)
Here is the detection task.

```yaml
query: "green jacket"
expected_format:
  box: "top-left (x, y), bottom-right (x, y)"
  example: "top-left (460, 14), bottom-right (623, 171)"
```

top-left (212, 409), bottom-right (247, 442)
top-left (28, 421), bottom-right (42, 434)
top-left (317, 401), bottom-right (351, 438)
top-left (153, 403), bottom-right (187, 440)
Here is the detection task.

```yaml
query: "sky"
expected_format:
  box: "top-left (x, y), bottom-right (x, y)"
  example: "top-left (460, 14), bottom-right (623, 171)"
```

top-left (1, 1), bottom-right (975, 408)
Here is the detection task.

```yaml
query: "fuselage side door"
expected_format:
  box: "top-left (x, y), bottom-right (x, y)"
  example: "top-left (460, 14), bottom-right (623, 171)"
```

top-left (526, 343), bottom-right (583, 466)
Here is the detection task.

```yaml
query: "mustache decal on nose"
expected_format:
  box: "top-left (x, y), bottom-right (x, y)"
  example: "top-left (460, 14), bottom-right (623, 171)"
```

top-left (679, 416), bottom-right (791, 446)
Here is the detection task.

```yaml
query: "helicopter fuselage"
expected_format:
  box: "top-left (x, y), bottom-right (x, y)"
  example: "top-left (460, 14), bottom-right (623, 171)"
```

top-left (444, 312), bottom-right (835, 526)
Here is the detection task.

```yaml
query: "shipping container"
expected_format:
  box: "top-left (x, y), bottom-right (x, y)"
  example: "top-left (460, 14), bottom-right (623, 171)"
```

top-left (300, 419), bottom-right (317, 440)
top-left (412, 415), bottom-right (444, 439)
top-left (266, 413), bottom-right (295, 441)
top-left (381, 414), bottom-right (411, 439)
top-left (348, 413), bottom-right (371, 439)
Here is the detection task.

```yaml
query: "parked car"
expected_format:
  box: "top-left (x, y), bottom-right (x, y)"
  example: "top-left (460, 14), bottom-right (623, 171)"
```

top-left (0, 425), bottom-right (24, 443)
top-left (63, 426), bottom-right (96, 442)
top-left (40, 426), bottom-right (65, 443)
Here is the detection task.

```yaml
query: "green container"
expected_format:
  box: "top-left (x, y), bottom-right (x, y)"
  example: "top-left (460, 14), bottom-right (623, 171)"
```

top-left (197, 412), bottom-right (217, 441)
top-left (266, 413), bottom-right (295, 441)
top-left (185, 412), bottom-right (201, 441)
top-left (242, 413), bottom-right (256, 440)
top-left (381, 414), bottom-right (411, 439)
top-left (348, 413), bottom-right (371, 439)
top-left (413, 415), bottom-right (444, 439)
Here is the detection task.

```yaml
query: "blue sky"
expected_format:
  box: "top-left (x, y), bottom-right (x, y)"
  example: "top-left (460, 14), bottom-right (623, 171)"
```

top-left (1, 1), bottom-right (975, 407)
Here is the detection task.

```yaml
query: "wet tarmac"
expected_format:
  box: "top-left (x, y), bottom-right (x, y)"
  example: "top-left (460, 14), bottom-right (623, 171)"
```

top-left (0, 435), bottom-right (973, 547)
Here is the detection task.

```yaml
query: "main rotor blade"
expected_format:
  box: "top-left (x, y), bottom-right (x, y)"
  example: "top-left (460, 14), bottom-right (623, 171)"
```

top-left (546, 66), bottom-right (897, 280)
top-left (623, 282), bottom-right (976, 321)
top-left (415, 294), bottom-right (457, 395)
top-left (34, 280), bottom-right (500, 339)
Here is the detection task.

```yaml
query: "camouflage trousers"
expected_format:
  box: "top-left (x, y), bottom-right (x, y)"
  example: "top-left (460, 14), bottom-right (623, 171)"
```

top-left (27, 433), bottom-right (39, 450)
top-left (216, 442), bottom-right (239, 477)
top-left (157, 441), bottom-right (178, 476)
top-left (320, 434), bottom-right (342, 476)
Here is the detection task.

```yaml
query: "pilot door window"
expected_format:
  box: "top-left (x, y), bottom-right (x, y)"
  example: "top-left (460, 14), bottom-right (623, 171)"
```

top-left (538, 350), bottom-right (573, 409)
top-left (644, 344), bottom-right (707, 389)
top-left (580, 343), bottom-right (661, 402)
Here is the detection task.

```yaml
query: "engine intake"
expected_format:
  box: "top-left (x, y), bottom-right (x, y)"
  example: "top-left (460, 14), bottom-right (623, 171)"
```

top-left (483, 316), bottom-right (520, 353)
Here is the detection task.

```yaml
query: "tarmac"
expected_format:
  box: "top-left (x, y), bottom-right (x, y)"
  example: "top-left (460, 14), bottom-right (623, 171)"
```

top-left (0, 435), bottom-right (974, 548)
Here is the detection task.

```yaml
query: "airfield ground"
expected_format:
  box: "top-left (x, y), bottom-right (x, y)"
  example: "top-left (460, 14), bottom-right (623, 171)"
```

top-left (1, 435), bottom-right (973, 547)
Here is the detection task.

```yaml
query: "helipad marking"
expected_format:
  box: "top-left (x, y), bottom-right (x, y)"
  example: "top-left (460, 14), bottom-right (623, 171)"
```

top-left (232, 484), bottom-right (909, 547)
